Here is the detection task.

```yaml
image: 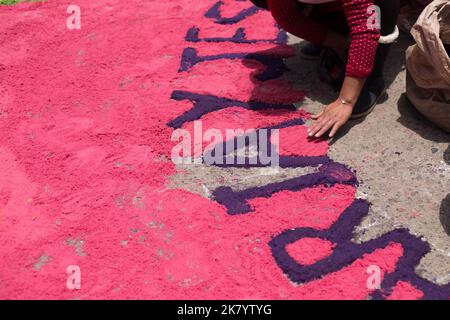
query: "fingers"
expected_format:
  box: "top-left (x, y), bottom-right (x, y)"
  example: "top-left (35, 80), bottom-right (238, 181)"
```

top-left (310, 111), bottom-right (323, 120)
top-left (314, 119), bottom-right (335, 138)
top-left (308, 119), bottom-right (323, 137)
top-left (308, 99), bottom-right (352, 139)
top-left (329, 122), bottom-right (343, 138)
top-left (308, 117), bottom-right (331, 138)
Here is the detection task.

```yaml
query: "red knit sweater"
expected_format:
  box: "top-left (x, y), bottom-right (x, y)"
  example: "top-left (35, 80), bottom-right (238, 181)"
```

top-left (267, 0), bottom-right (381, 78)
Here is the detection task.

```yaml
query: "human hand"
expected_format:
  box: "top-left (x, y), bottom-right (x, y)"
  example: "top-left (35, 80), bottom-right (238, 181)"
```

top-left (307, 99), bottom-right (353, 138)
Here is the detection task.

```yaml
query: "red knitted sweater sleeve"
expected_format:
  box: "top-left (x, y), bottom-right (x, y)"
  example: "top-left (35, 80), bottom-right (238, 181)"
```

top-left (342, 0), bottom-right (380, 78)
top-left (267, 0), bottom-right (381, 78)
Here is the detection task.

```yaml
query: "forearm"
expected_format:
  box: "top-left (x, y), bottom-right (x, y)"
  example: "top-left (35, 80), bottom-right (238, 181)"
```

top-left (339, 76), bottom-right (366, 107)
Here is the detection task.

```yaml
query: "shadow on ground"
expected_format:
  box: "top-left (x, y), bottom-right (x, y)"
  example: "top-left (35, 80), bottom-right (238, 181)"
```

top-left (441, 193), bottom-right (450, 236)
top-left (441, 145), bottom-right (450, 235)
top-left (397, 94), bottom-right (450, 143)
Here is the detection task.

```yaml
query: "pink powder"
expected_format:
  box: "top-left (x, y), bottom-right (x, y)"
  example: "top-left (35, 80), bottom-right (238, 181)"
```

top-left (387, 281), bottom-right (424, 300)
top-left (286, 238), bottom-right (335, 266)
top-left (0, 0), bottom-right (421, 300)
top-left (179, 107), bottom-right (308, 156)
top-left (247, 185), bottom-right (357, 231)
top-left (272, 125), bottom-right (329, 156)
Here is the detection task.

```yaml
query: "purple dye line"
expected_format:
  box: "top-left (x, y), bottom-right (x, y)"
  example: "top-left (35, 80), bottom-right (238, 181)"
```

top-left (178, 47), bottom-right (289, 81)
top-left (202, 118), bottom-right (331, 168)
top-left (205, 0), bottom-right (262, 25)
top-left (185, 27), bottom-right (287, 45)
top-left (169, 90), bottom-right (296, 129)
top-left (212, 162), bottom-right (358, 215)
top-left (270, 199), bottom-right (450, 299)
